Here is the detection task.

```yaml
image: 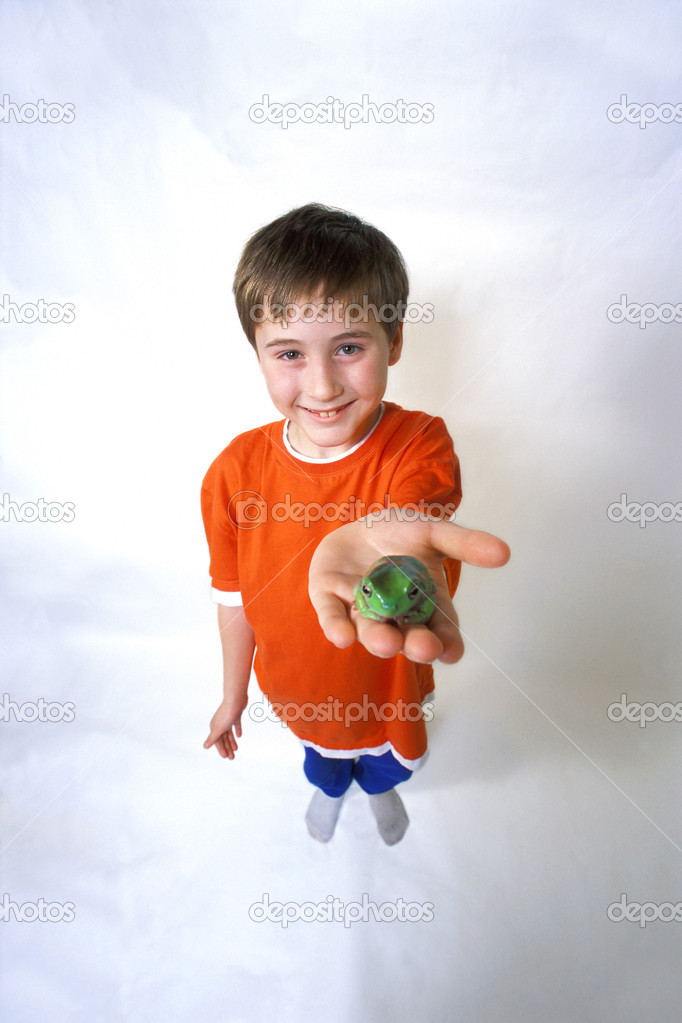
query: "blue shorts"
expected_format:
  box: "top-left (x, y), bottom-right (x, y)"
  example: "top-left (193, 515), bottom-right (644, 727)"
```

top-left (303, 746), bottom-right (413, 797)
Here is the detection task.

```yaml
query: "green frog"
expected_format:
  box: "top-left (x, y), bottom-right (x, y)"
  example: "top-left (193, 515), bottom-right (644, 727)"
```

top-left (353, 555), bottom-right (437, 626)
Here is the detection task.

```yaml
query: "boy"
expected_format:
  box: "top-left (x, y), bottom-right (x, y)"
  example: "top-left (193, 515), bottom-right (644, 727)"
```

top-left (201, 204), bottom-right (509, 845)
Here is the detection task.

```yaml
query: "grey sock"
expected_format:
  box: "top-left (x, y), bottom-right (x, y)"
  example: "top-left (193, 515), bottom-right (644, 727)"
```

top-left (305, 788), bottom-right (345, 843)
top-left (368, 789), bottom-right (410, 845)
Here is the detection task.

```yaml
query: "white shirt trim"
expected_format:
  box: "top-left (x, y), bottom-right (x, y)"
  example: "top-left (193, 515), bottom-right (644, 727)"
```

top-left (211, 588), bottom-right (243, 606)
top-left (299, 737), bottom-right (430, 772)
top-left (296, 689), bottom-right (435, 771)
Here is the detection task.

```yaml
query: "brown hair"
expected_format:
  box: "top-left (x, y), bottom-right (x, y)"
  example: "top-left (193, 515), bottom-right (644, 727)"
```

top-left (233, 203), bottom-right (409, 347)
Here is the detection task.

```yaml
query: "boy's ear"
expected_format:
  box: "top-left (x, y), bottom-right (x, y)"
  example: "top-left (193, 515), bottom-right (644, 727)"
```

top-left (387, 322), bottom-right (404, 366)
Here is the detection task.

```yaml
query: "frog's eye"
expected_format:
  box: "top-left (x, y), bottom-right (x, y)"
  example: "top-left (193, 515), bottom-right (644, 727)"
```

top-left (361, 584), bottom-right (372, 596)
top-left (408, 586), bottom-right (420, 599)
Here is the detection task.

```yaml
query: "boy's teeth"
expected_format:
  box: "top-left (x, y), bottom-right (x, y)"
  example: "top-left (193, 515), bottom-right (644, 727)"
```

top-left (310, 404), bottom-right (346, 417)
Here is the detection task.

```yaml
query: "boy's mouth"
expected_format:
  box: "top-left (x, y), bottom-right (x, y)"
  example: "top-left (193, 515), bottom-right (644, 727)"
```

top-left (301, 401), bottom-right (354, 420)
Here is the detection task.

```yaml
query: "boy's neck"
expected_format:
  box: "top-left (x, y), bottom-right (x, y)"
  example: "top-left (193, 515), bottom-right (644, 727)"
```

top-left (284, 403), bottom-right (386, 463)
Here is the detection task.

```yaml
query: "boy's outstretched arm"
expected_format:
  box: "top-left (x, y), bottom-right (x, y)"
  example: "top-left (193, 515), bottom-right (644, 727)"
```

top-left (308, 511), bottom-right (510, 665)
top-left (204, 603), bottom-right (255, 760)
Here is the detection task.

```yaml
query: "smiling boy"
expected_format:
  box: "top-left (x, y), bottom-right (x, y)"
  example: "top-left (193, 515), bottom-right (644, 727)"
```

top-left (255, 304), bottom-right (399, 459)
top-left (201, 203), bottom-right (509, 844)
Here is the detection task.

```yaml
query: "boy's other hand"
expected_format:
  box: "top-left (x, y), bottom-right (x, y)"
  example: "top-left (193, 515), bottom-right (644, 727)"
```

top-left (308, 511), bottom-right (510, 664)
top-left (204, 696), bottom-right (248, 760)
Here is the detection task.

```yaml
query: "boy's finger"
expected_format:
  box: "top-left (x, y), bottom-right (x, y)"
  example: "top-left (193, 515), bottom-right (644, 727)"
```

top-left (352, 611), bottom-right (406, 659)
top-left (427, 608), bottom-right (464, 664)
top-left (429, 520), bottom-right (510, 568)
top-left (204, 725), bottom-right (225, 750)
top-left (399, 623), bottom-right (444, 664)
top-left (309, 590), bottom-right (357, 648)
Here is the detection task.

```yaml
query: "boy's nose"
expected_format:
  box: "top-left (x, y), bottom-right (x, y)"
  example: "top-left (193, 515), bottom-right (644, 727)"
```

top-left (304, 360), bottom-right (343, 401)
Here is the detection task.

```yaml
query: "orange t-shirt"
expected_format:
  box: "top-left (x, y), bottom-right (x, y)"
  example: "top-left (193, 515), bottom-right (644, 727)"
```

top-left (201, 401), bottom-right (462, 767)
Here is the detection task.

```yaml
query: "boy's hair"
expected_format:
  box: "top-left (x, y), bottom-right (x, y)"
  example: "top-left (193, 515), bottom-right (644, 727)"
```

top-left (233, 203), bottom-right (409, 347)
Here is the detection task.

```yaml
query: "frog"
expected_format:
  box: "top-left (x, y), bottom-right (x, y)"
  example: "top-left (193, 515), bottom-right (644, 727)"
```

top-left (353, 555), bottom-right (437, 627)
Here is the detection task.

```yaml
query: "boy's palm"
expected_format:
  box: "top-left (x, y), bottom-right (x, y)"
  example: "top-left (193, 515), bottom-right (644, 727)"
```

top-left (308, 511), bottom-right (510, 664)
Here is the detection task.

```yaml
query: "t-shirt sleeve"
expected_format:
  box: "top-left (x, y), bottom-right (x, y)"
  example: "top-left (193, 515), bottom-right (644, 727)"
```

top-left (200, 452), bottom-right (242, 596)
top-left (387, 414), bottom-right (463, 598)
top-left (387, 414), bottom-right (461, 514)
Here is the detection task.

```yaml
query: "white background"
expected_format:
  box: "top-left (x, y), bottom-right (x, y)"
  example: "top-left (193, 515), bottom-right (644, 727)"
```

top-left (1, 1), bottom-right (681, 1020)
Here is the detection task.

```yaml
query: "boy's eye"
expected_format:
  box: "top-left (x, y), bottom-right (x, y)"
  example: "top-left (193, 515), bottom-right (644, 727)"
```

top-left (278, 350), bottom-right (301, 361)
top-left (339, 344), bottom-right (360, 355)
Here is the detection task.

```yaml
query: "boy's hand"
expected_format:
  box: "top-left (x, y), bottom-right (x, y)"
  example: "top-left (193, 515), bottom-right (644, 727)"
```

top-left (204, 696), bottom-right (248, 760)
top-left (308, 511), bottom-right (510, 664)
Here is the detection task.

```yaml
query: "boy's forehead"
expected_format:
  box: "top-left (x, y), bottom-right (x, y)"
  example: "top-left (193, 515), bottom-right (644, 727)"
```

top-left (259, 292), bottom-right (383, 332)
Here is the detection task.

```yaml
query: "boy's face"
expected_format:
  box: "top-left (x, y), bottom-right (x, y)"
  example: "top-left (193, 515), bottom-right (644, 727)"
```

top-left (253, 294), bottom-right (403, 458)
